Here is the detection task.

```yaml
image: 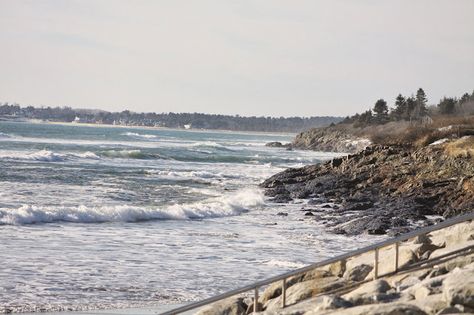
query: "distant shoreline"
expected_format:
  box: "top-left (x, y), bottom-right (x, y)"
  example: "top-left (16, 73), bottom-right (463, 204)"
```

top-left (4, 118), bottom-right (298, 137)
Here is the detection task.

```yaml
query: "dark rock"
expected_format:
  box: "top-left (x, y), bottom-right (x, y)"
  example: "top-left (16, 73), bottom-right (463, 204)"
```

top-left (265, 141), bottom-right (283, 147)
top-left (261, 143), bottom-right (474, 236)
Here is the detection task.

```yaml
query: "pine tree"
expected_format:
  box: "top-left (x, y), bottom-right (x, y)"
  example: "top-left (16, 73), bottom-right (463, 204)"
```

top-left (406, 96), bottom-right (416, 120)
top-left (414, 88), bottom-right (428, 118)
top-left (373, 99), bottom-right (388, 123)
top-left (392, 94), bottom-right (407, 121)
top-left (438, 97), bottom-right (456, 115)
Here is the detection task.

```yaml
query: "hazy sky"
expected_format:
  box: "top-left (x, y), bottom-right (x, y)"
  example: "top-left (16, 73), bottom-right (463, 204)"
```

top-left (0, 1), bottom-right (473, 117)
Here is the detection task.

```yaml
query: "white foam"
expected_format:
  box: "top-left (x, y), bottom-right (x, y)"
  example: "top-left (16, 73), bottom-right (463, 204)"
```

top-left (101, 149), bottom-right (145, 159)
top-left (0, 189), bottom-right (264, 225)
top-left (122, 132), bottom-right (158, 139)
top-left (0, 132), bottom-right (11, 138)
top-left (191, 141), bottom-right (224, 148)
top-left (0, 150), bottom-right (101, 162)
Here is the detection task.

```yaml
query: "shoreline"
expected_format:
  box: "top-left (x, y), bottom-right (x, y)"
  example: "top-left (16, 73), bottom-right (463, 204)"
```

top-left (261, 140), bottom-right (474, 236)
top-left (8, 119), bottom-right (298, 137)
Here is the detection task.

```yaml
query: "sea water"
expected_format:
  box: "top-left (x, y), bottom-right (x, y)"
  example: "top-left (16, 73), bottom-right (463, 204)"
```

top-left (0, 121), bottom-right (378, 313)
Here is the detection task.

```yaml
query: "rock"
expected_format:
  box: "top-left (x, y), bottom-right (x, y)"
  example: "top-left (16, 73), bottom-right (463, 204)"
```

top-left (402, 273), bottom-right (448, 300)
top-left (261, 141), bottom-right (474, 236)
top-left (266, 295), bottom-right (351, 315)
top-left (321, 259), bottom-right (346, 277)
top-left (266, 142), bottom-right (284, 148)
top-left (436, 306), bottom-right (463, 314)
top-left (413, 285), bottom-right (431, 300)
top-left (301, 269), bottom-right (333, 282)
top-left (276, 212), bottom-right (288, 216)
top-left (264, 276), bottom-right (347, 310)
top-left (310, 302), bottom-right (428, 315)
top-left (435, 253), bottom-right (474, 272)
top-left (342, 280), bottom-right (393, 305)
top-left (442, 264), bottom-right (474, 308)
top-left (343, 242), bottom-right (420, 282)
top-left (429, 221), bottom-right (474, 248)
top-left (259, 274), bottom-right (305, 305)
top-left (405, 293), bottom-right (447, 314)
top-left (430, 240), bottom-right (474, 260)
top-left (314, 295), bottom-right (352, 312)
top-left (344, 264), bottom-right (373, 282)
top-left (195, 297), bottom-right (247, 315)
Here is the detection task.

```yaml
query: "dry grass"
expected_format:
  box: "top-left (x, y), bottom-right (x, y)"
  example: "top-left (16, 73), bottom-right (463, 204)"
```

top-left (445, 136), bottom-right (474, 159)
top-left (365, 115), bottom-right (474, 148)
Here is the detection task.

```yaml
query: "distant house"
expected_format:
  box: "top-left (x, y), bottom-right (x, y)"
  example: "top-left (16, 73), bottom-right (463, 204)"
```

top-left (184, 124), bottom-right (192, 130)
top-left (73, 116), bottom-right (81, 123)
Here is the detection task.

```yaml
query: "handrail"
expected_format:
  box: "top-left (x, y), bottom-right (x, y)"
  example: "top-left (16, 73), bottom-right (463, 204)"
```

top-left (160, 212), bottom-right (474, 315)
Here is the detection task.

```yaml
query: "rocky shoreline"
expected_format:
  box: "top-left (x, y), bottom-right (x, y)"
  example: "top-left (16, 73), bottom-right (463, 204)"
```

top-left (261, 140), bottom-right (474, 236)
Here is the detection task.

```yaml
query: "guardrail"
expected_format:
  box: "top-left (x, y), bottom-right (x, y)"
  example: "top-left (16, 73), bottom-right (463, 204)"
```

top-left (161, 212), bottom-right (474, 315)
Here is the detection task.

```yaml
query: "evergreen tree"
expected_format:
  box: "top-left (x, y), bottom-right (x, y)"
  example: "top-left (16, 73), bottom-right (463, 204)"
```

top-left (406, 96), bottom-right (416, 120)
top-left (355, 110), bottom-right (373, 127)
top-left (438, 97), bottom-right (456, 115)
top-left (414, 88), bottom-right (428, 118)
top-left (373, 99), bottom-right (388, 123)
top-left (392, 94), bottom-right (407, 120)
top-left (459, 93), bottom-right (470, 105)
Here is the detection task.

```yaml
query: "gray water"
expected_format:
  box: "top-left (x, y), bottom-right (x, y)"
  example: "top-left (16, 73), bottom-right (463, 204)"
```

top-left (0, 121), bottom-right (379, 313)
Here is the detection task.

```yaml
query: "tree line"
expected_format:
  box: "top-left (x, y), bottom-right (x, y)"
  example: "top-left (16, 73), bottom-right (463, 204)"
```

top-left (0, 103), bottom-right (342, 133)
top-left (343, 88), bottom-right (474, 127)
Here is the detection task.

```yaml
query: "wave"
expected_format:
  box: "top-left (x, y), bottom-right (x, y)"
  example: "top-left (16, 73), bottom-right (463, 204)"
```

top-left (0, 189), bottom-right (264, 225)
top-left (0, 132), bottom-right (11, 138)
top-left (0, 150), bottom-right (100, 162)
top-left (99, 149), bottom-right (163, 160)
top-left (145, 169), bottom-right (240, 183)
top-left (122, 132), bottom-right (158, 139)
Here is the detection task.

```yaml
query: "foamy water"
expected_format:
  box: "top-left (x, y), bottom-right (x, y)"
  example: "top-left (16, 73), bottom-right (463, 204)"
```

top-left (0, 121), bottom-right (379, 313)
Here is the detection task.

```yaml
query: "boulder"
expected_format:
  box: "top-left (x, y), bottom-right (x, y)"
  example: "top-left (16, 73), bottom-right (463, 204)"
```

top-left (268, 295), bottom-right (351, 315)
top-left (308, 302), bottom-right (428, 315)
top-left (259, 274), bottom-right (304, 304)
top-left (264, 276), bottom-right (347, 310)
top-left (429, 221), bottom-right (474, 248)
top-left (343, 242), bottom-right (421, 282)
top-left (342, 280), bottom-right (393, 305)
top-left (195, 297), bottom-right (247, 315)
top-left (405, 293), bottom-right (447, 314)
top-left (344, 264), bottom-right (373, 282)
top-left (442, 264), bottom-right (474, 309)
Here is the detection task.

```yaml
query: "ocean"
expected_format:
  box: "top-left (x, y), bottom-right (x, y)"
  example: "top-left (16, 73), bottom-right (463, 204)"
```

top-left (0, 121), bottom-right (378, 313)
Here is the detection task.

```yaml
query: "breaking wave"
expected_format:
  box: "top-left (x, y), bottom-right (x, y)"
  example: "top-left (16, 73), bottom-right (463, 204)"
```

top-left (0, 189), bottom-right (264, 225)
top-left (0, 150), bottom-right (100, 162)
top-left (122, 132), bottom-right (158, 139)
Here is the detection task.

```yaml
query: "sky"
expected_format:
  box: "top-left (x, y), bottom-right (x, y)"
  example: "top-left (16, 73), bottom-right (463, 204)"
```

top-left (0, 1), bottom-right (473, 117)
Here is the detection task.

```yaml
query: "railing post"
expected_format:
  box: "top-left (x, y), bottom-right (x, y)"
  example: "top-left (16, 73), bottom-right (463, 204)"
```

top-left (254, 287), bottom-right (259, 313)
top-left (281, 278), bottom-right (286, 308)
top-left (394, 242), bottom-right (399, 272)
top-left (374, 248), bottom-right (379, 279)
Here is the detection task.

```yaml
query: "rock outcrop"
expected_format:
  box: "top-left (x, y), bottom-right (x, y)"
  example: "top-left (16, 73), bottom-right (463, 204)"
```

top-left (260, 143), bottom-right (474, 236)
top-left (291, 127), bottom-right (371, 153)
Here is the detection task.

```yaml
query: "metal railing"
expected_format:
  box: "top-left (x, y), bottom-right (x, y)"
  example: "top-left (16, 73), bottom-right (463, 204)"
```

top-left (160, 212), bottom-right (474, 315)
